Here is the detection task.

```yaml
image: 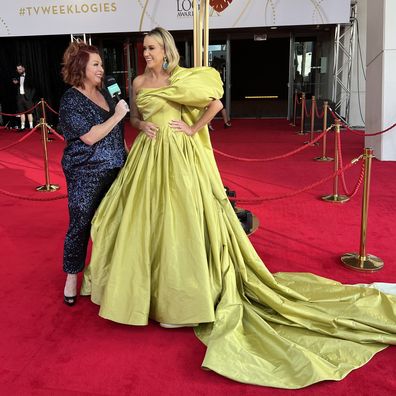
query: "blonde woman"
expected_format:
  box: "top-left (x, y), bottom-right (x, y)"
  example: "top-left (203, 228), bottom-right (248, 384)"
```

top-left (81, 28), bottom-right (396, 389)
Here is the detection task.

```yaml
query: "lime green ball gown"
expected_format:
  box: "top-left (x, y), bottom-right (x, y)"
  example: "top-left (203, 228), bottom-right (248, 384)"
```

top-left (81, 66), bottom-right (396, 389)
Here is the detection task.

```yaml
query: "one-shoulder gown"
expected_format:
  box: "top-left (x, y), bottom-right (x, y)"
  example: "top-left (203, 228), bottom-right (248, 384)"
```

top-left (81, 66), bottom-right (396, 389)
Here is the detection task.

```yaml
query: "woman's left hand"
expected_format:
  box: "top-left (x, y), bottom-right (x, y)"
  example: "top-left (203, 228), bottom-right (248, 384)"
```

top-left (169, 120), bottom-right (194, 136)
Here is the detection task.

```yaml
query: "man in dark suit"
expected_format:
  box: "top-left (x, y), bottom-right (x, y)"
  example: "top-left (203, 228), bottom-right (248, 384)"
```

top-left (12, 63), bottom-right (36, 130)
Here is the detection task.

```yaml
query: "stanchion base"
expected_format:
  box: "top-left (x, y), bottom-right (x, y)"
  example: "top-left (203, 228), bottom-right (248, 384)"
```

top-left (303, 141), bottom-right (319, 146)
top-left (234, 207), bottom-right (260, 236)
top-left (314, 156), bottom-right (334, 162)
top-left (249, 213), bottom-right (260, 236)
top-left (321, 194), bottom-right (349, 203)
top-left (341, 253), bottom-right (384, 272)
top-left (36, 184), bottom-right (60, 192)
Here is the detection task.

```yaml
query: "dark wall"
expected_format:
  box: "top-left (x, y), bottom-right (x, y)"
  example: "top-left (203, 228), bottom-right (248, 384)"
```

top-left (0, 35), bottom-right (70, 125)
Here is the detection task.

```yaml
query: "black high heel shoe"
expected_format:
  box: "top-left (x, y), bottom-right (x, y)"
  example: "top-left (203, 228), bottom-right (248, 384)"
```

top-left (64, 273), bottom-right (78, 306)
top-left (224, 121), bottom-right (232, 128)
top-left (64, 295), bottom-right (77, 306)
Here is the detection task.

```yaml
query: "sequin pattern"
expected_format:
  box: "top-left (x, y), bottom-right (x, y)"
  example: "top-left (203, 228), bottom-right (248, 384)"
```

top-left (60, 88), bottom-right (126, 273)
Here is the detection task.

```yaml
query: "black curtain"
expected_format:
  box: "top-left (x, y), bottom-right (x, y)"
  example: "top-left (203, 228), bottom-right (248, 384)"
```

top-left (0, 35), bottom-right (70, 126)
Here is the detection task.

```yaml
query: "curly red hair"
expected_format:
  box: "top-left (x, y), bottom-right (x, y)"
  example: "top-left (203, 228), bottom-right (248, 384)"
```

top-left (61, 41), bottom-right (100, 88)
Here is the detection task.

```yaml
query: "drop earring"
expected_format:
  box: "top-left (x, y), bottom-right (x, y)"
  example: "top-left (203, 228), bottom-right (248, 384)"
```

top-left (162, 56), bottom-right (169, 71)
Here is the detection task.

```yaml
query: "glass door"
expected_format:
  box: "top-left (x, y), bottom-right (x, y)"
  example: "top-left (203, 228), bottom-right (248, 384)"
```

top-left (293, 40), bottom-right (315, 97)
top-left (209, 42), bottom-right (230, 120)
top-left (292, 37), bottom-right (332, 101)
top-left (290, 35), bottom-right (333, 121)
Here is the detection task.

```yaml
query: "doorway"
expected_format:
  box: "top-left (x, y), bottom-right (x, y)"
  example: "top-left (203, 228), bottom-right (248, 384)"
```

top-left (209, 42), bottom-right (230, 120)
top-left (231, 38), bottom-right (290, 118)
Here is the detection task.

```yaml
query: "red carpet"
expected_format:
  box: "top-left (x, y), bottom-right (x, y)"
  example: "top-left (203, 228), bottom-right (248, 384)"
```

top-left (0, 119), bottom-right (395, 395)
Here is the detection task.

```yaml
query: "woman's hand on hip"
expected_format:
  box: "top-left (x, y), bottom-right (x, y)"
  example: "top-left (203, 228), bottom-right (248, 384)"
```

top-left (141, 121), bottom-right (158, 139)
top-left (169, 120), bottom-right (194, 136)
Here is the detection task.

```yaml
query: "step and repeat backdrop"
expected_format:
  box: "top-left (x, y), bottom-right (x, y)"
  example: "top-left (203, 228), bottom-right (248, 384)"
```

top-left (1, 0), bottom-right (350, 37)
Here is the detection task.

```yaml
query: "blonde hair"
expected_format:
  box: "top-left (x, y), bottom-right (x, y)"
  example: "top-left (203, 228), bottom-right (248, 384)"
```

top-left (147, 27), bottom-right (180, 73)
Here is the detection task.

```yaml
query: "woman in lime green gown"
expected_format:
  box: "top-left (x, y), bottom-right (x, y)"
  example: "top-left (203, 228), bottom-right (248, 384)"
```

top-left (81, 27), bottom-right (396, 389)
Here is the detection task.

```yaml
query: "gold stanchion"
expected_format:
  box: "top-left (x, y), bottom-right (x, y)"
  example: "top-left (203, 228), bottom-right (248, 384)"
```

top-left (315, 101), bottom-right (333, 162)
top-left (291, 90), bottom-right (297, 126)
top-left (304, 96), bottom-right (319, 145)
top-left (40, 98), bottom-right (53, 142)
top-left (36, 117), bottom-right (60, 192)
top-left (40, 98), bottom-right (46, 119)
top-left (322, 119), bottom-right (349, 203)
top-left (310, 95), bottom-right (316, 143)
top-left (297, 92), bottom-right (306, 135)
top-left (341, 148), bottom-right (384, 271)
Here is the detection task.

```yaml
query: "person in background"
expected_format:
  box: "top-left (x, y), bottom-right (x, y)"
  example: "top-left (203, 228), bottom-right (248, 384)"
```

top-left (208, 103), bottom-right (231, 131)
top-left (59, 41), bottom-right (129, 306)
top-left (12, 63), bottom-right (36, 130)
top-left (208, 62), bottom-right (231, 131)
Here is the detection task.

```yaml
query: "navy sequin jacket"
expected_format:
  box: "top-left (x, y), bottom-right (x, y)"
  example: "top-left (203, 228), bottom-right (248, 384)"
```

top-left (59, 87), bottom-right (126, 176)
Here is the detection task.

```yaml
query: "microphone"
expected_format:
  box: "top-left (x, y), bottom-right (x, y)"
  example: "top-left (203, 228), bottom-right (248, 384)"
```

top-left (104, 75), bottom-right (122, 102)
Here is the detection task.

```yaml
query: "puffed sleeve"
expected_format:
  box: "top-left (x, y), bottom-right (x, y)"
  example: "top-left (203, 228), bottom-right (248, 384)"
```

top-left (167, 66), bottom-right (224, 107)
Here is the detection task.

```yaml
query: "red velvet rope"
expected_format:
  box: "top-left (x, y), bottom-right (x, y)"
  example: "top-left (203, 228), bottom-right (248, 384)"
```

top-left (304, 99), bottom-right (311, 118)
top-left (228, 158), bottom-right (359, 204)
top-left (336, 130), bottom-right (365, 198)
top-left (343, 122), bottom-right (396, 137)
top-left (0, 101), bottom-right (41, 117)
top-left (0, 188), bottom-right (67, 201)
top-left (0, 120), bottom-right (66, 200)
top-left (329, 108), bottom-right (396, 136)
top-left (0, 99), bottom-right (60, 117)
top-left (0, 126), bottom-right (39, 151)
top-left (315, 105), bottom-right (324, 119)
top-left (47, 125), bottom-right (64, 141)
top-left (44, 101), bottom-right (59, 115)
top-left (344, 158), bottom-right (365, 199)
top-left (213, 127), bottom-right (330, 162)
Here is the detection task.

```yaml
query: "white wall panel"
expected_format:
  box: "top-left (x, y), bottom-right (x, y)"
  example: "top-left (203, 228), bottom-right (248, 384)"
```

top-left (0, 0), bottom-right (351, 37)
top-left (365, 0), bottom-right (396, 160)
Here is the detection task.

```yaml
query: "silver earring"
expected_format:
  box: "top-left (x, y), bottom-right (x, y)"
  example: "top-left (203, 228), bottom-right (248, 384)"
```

top-left (162, 56), bottom-right (169, 70)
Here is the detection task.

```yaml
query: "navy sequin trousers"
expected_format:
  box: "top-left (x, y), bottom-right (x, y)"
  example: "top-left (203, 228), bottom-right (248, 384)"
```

top-left (63, 169), bottom-right (119, 273)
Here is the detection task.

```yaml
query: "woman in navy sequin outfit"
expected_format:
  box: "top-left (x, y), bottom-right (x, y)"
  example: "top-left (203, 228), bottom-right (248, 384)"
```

top-left (59, 41), bottom-right (129, 306)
